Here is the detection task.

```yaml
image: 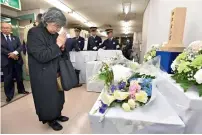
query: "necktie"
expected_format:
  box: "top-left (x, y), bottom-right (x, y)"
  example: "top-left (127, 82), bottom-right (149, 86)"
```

top-left (6, 35), bottom-right (14, 51)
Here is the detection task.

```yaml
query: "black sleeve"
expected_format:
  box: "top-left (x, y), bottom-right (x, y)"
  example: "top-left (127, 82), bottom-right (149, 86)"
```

top-left (1, 44), bottom-right (10, 55)
top-left (15, 37), bottom-right (23, 53)
top-left (80, 37), bottom-right (85, 50)
top-left (87, 37), bottom-right (90, 50)
top-left (27, 29), bottom-right (62, 63)
top-left (72, 39), bottom-right (80, 51)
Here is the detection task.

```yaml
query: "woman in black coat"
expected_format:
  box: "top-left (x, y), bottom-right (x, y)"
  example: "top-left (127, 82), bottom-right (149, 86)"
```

top-left (27, 7), bottom-right (68, 131)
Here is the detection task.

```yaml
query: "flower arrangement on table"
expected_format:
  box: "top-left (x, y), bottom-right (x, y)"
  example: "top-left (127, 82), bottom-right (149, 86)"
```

top-left (171, 41), bottom-right (202, 96)
top-left (92, 56), bottom-right (156, 116)
top-left (143, 44), bottom-right (161, 62)
top-left (143, 42), bottom-right (168, 62)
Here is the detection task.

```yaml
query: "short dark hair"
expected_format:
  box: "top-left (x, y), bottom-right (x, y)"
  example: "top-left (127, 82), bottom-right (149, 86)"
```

top-left (36, 13), bottom-right (42, 22)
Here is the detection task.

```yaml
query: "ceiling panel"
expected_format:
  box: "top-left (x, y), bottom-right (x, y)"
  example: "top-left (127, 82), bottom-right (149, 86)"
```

top-left (19, 0), bottom-right (149, 36)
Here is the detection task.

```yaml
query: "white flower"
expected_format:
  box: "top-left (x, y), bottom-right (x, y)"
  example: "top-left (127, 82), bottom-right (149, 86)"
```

top-left (171, 60), bottom-right (177, 71)
top-left (147, 56), bottom-right (152, 61)
top-left (152, 44), bottom-right (161, 48)
top-left (112, 65), bottom-right (133, 82)
top-left (194, 69), bottom-right (202, 84)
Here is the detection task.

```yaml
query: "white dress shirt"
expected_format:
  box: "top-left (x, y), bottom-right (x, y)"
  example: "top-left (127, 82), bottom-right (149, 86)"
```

top-left (3, 33), bottom-right (19, 55)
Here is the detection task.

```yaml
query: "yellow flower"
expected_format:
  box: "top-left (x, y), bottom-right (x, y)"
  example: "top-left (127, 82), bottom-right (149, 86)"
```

top-left (135, 91), bottom-right (148, 103)
top-left (113, 90), bottom-right (129, 100)
top-left (128, 99), bottom-right (136, 109)
top-left (101, 92), bottom-right (115, 106)
top-left (122, 103), bottom-right (131, 112)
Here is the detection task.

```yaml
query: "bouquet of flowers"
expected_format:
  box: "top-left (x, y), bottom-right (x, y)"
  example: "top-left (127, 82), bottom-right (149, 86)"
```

top-left (143, 42), bottom-right (168, 62)
top-left (143, 44), bottom-right (161, 62)
top-left (91, 55), bottom-right (158, 118)
top-left (171, 41), bottom-right (202, 96)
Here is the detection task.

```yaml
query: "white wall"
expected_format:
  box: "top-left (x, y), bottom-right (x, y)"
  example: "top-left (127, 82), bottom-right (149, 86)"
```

top-left (1, 7), bottom-right (18, 17)
top-left (141, 0), bottom-right (202, 62)
top-left (141, 0), bottom-right (151, 63)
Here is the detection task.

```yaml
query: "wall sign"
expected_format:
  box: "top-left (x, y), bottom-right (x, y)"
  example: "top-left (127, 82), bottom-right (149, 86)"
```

top-left (0, 0), bottom-right (21, 10)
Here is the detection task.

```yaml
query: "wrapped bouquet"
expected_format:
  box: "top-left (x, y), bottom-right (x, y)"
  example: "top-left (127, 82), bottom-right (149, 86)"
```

top-left (171, 41), bottom-right (202, 96)
top-left (144, 44), bottom-right (161, 62)
top-left (91, 54), bottom-right (159, 118)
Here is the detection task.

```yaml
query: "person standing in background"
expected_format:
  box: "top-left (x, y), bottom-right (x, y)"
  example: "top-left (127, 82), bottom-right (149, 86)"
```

top-left (99, 29), bottom-right (120, 50)
top-left (87, 27), bottom-right (102, 51)
top-left (73, 27), bottom-right (85, 51)
top-left (27, 7), bottom-right (68, 131)
top-left (1, 22), bottom-right (29, 102)
top-left (23, 13), bottom-right (43, 76)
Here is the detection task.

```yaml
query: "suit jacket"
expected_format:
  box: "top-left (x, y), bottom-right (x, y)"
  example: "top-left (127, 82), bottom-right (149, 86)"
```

top-left (87, 36), bottom-right (102, 51)
top-left (1, 32), bottom-right (23, 68)
top-left (73, 36), bottom-right (85, 51)
top-left (65, 38), bottom-right (80, 52)
top-left (99, 38), bottom-right (120, 50)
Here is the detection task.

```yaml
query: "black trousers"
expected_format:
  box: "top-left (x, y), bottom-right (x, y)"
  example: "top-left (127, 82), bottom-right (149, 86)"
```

top-left (2, 62), bottom-right (25, 99)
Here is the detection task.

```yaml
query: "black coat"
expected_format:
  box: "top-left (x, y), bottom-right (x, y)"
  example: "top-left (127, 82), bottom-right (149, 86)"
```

top-left (73, 36), bottom-right (85, 51)
top-left (99, 38), bottom-right (120, 50)
top-left (87, 36), bottom-right (102, 51)
top-left (1, 32), bottom-right (23, 68)
top-left (27, 23), bottom-right (64, 122)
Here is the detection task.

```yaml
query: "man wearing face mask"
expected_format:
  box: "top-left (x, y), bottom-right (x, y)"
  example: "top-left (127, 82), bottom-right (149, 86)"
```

top-left (99, 29), bottom-right (120, 50)
top-left (87, 27), bottom-right (102, 51)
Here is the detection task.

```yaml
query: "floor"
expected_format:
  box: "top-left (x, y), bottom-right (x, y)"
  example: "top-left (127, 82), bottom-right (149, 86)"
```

top-left (1, 81), bottom-right (32, 107)
top-left (1, 84), bottom-right (99, 134)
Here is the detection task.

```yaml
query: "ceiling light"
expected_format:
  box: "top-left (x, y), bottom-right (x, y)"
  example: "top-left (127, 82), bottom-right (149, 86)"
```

top-left (44, 0), bottom-right (72, 13)
top-left (122, 2), bottom-right (131, 14)
top-left (70, 11), bottom-right (88, 23)
top-left (84, 22), bottom-right (96, 27)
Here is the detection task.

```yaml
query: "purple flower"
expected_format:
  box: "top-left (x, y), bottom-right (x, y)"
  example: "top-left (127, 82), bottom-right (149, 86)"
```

top-left (116, 100), bottom-right (122, 103)
top-left (99, 101), bottom-right (108, 114)
top-left (118, 82), bottom-right (126, 90)
top-left (110, 85), bottom-right (117, 93)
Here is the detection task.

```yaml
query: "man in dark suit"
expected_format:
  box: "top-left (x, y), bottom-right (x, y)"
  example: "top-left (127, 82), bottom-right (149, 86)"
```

top-left (1, 22), bottom-right (29, 102)
top-left (99, 29), bottom-right (120, 50)
top-left (73, 27), bottom-right (85, 51)
top-left (87, 27), bottom-right (102, 51)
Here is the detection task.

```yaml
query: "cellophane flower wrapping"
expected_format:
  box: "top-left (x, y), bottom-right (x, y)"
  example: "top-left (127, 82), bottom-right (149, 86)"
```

top-left (90, 54), bottom-right (163, 115)
top-left (171, 41), bottom-right (202, 96)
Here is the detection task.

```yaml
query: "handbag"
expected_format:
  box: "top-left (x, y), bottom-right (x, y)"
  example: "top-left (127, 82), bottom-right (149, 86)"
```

top-left (58, 54), bottom-right (78, 91)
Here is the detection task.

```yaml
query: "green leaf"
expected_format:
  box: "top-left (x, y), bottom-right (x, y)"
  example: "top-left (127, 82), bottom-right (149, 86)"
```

top-left (196, 85), bottom-right (202, 97)
top-left (178, 81), bottom-right (192, 92)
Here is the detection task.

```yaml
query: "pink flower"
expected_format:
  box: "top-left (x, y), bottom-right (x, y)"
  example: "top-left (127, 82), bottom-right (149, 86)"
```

top-left (129, 82), bottom-right (141, 99)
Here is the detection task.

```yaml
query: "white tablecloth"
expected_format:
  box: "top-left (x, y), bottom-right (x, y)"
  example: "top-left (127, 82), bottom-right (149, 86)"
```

top-left (70, 51), bottom-right (97, 83)
top-left (89, 82), bottom-right (185, 134)
top-left (97, 50), bottom-right (123, 61)
top-left (156, 74), bottom-right (202, 133)
top-left (86, 61), bottom-right (104, 92)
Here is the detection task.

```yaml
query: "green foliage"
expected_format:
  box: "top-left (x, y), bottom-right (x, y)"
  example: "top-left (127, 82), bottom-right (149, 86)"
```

top-left (98, 62), bottom-right (114, 87)
top-left (196, 85), bottom-right (202, 97)
top-left (130, 73), bottom-right (155, 80)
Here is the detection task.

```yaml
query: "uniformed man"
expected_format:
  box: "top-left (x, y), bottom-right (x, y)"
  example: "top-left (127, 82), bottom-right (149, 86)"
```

top-left (87, 27), bottom-right (102, 51)
top-left (99, 29), bottom-right (120, 50)
top-left (73, 27), bottom-right (85, 51)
